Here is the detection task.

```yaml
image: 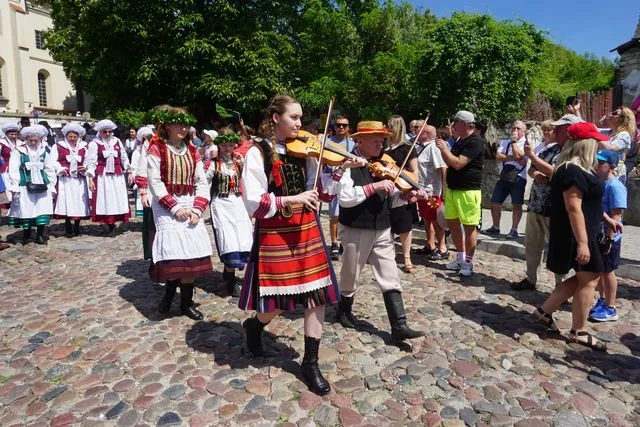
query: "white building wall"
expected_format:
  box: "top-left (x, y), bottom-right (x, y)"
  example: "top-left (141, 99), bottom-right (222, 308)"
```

top-left (0, 1), bottom-right (89, 114)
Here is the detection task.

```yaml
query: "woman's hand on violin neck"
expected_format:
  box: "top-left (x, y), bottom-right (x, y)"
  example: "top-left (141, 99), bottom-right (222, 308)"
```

top-left (287, 189), bottom-right (319, 211)
top-left (373, 179), bottom-right (395, 195)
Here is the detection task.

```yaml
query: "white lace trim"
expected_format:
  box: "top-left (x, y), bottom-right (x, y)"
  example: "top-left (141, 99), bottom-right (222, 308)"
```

top-left (258, 276), bottom-right (331, 297)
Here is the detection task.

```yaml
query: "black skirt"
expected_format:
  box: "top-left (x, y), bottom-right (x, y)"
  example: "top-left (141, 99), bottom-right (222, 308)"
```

top-left (390, 204), bottom-right (414, 234)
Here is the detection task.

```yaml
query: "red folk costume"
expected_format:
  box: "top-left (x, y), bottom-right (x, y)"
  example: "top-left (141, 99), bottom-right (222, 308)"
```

top-left (147, 136), bottom-right (213, 282)
top-left (238, 138), bottom-right (342, 313)
top-left (50, 138), bottom-right (91, 220)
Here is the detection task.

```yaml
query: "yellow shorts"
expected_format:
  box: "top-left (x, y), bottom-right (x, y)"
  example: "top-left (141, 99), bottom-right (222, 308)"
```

top-left (444, 188), bottom-right (481, 226)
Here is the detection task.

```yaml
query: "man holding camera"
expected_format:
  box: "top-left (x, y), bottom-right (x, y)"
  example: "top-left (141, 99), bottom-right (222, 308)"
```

top-left (484, 121), bottom-right (528, 238)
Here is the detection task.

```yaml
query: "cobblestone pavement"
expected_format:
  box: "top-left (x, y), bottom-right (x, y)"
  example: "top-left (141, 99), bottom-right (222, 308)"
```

top-left (1, 217), bottom-right (639, 427)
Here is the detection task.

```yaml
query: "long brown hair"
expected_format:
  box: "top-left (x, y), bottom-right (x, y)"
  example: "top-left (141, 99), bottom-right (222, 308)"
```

top-left (153, 105), bottom-right (194, 146)
top-left (259, 94), bottom-right (300, 164)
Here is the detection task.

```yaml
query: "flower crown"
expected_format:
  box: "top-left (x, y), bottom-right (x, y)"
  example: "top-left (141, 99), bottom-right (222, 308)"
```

top-left (214, 132), bottom-right (240, 145)
top-left (149, 109), bottom-right (196, 126)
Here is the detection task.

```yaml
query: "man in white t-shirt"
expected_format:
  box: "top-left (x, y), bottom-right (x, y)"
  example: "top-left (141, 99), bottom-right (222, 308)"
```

top-left (415, 123), bottom-right (448, 259)
top-left (484, 120), bottom-right (528, 238)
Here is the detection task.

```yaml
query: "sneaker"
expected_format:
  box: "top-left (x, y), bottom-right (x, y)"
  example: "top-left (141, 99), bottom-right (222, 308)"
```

top-left (483, 226), bottom-right (500, 235)
top-left (508, 229), bottom-right (519, 238)
top-left (459, 262), bottom-right (473, 277)
top-left (589, 298), bottom-right (605, 316)
top-left (589, 305), bottom-right (619, 322)
top-left (330, 242), bottom-right (340, 261)
top-left (511, 278), bottom-right (536, 291)
top-left (445, 259), bottom-right (463, 271)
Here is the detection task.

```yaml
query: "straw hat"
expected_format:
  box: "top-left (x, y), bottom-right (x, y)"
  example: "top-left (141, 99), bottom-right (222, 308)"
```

top-left (351, 121), bottom-right (392, 137)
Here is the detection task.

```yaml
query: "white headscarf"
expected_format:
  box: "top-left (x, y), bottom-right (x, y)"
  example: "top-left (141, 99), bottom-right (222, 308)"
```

top-left (94, 119), bottom-right (117, 133)
top-left (62, 123), bottom-right (87, 138)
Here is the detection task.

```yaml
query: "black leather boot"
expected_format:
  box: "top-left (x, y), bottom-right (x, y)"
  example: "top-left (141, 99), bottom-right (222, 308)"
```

top-left (23, 228), bottom-right (32, 244)
top-left (223, 269), bottom-right (241, 297)
top-left (65, 219), bottom-right (73, 237)
top-left (179, 283), bottom-right (203, 320)
top-left (35, 225), bottom-right (46, 245)
top-left (336, 295), bottom-right (358, 329)
top-left (158, 280), bottom-right (178, 314)
top-left (383, 290), bottom-right (425, 342)
top-left (301, 336), bottom-right (331, 396)
top-left (243, 316), bottom-right (270, 357)
top-left (108, 223), bottom-right (116, 237)
top-left (73, 220), bottom-right (81, 236)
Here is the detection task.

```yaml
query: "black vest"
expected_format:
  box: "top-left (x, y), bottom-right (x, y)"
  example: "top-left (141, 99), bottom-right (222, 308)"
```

top-left (255, 138), bottom-right (306, 197)
top-left (339, 166), bottom-right (391, 230)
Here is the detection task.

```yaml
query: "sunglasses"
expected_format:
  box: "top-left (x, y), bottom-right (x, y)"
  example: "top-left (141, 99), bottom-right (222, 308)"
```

top-left (335, 123), bottom-right (349, 128)
top-left (609, 111), bottom-right (622, 117)
top-left (101, 130), bottom-right (113, 133)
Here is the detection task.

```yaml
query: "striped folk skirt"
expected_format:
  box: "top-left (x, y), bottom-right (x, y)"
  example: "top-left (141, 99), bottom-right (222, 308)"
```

top-left (238, 206), bottom-right (339, 313)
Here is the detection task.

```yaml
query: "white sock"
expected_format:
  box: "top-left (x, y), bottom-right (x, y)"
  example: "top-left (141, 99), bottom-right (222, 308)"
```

top-left (457, 251), bottom-right (465, 262)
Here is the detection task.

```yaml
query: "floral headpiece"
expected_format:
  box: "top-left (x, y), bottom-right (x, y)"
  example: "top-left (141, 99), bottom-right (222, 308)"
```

top-left (214, 132), bottom-right (240, 145)
top-left (149, 109), bottom-right (196, 126)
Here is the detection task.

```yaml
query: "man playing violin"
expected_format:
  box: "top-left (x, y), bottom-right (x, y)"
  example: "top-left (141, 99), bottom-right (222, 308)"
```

top-left (335, 120), bottom-right (427, 343)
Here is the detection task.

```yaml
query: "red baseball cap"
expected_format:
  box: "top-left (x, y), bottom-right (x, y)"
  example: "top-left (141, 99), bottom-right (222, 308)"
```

top-left (566, 122), bottom-right (608, 141)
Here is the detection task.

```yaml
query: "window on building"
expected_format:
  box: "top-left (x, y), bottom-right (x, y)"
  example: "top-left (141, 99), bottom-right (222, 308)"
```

top-left (0, 60), bottom-right (4, 96)
top-left (38, 72), bottom-right (47, 106)
top-left (35, 30), bottom-right (45, 49)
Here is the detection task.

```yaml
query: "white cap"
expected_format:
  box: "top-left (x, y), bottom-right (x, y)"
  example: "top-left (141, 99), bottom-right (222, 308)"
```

top-left (203, 129), bottom-right (218, 140)
top-left (62, 123), bottom-right (87, 137)
top-left (94, 119), bottom-right (117, 132)
top-left (136, 126), bottom-right (154, 142)
top-left (551, 114), bottom-right (584, 126)
top-left (20, 125), bottom-right (48, 139)
top-left (452, 111), bottom-right (475, 123)
top-left (1, 123), bottom-right (20, 134)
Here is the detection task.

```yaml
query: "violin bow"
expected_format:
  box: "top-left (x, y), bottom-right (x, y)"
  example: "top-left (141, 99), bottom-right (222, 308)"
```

top-left (312, 96), bottom-right (336, 191)
top-left (392, 113), bottom-right (430, 186)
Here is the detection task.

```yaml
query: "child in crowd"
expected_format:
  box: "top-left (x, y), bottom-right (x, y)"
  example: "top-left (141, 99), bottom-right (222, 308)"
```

top-left (589, 149), bottom-right (627, 322)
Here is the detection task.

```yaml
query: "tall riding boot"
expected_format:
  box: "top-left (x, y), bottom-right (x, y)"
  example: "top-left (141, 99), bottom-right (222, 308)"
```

top-left (336, 295), bottom-right (358, 329)
top-left (35, 225), bottom-right (46, 245)
top-left (179, 283), bottom-right (203, 320)
top-left (158, 280), bottom-right (178, 314)
top-left (223, 269), bottom-right (240, 297)
top-left (23, 228), bottom-right (32, 244)
top-left (242, 316), bottom-right (272, 357)
top-left (73, 220), bottom-right (81, 236)
top-left (108, 223), bottom-right (116, 237)
top-left (383, 290), bottom-right (425, 342)
top-left (65, 218), bottom-right (73, 236)
top-left (301, 336), bottom-right (331, 396)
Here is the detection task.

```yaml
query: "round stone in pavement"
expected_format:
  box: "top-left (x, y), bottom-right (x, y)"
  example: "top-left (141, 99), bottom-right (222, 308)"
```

top-left (161, 384), bottom-right (186, 400)
top-left (440, 406), bottom-right (458, 419)
top-left (553, 410), bottom-right (587, 427)
top-left (157, 412), bottom-right (181, 426)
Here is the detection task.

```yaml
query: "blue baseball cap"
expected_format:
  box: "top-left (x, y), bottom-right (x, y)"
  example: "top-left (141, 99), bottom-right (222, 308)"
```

top-left (596, 149), bottom-right (619, 166)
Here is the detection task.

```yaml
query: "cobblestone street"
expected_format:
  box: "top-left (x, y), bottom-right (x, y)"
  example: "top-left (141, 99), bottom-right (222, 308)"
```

top-left (1, 216), bottom-right (639, 427)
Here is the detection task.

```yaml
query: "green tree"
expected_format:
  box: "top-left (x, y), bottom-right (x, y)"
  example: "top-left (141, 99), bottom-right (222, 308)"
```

top-left (416, 13), bottom-right (547, 124)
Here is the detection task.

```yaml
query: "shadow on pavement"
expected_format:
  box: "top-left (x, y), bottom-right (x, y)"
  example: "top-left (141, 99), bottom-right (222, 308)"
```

top-left (185, 320), bottom-right (307, 384)
top-left (446, 299), bottom-right (640, 384)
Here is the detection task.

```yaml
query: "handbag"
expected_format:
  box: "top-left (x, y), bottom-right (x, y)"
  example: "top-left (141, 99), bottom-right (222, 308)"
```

top-left (26, 181), bottom-right (48, 194)
top-left (597, 232), bottom-right (613, 255)
top-left (498, 142), bottom-right (526, 183)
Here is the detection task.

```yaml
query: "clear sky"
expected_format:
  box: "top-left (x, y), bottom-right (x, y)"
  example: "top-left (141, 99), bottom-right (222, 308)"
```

top-left (409, 0), bottom-right (639, 59)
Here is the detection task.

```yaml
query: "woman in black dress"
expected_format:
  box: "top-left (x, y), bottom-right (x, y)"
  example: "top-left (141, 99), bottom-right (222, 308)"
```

top-left (532, 122), bottom-right (616, 351)
top-left (386, 115), bottom-right (418, 273)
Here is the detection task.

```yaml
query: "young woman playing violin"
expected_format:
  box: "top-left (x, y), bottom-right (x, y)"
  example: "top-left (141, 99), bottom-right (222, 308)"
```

top-left (336, 120), bottom-right (428, 343)
top-left (239, 94), bottom-right (360, 395)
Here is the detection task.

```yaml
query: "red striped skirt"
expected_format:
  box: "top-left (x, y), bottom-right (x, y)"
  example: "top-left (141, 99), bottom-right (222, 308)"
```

top-left (239, 206), bottom-right (339, 312)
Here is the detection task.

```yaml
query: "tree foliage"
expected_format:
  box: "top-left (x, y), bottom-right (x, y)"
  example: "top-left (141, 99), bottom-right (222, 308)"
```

top-left (42, 0), bottom-right (616, 125)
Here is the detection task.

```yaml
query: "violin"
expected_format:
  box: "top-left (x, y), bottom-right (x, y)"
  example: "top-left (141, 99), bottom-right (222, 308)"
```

top-left (285, 130), bottom-right (347, 167)
top-left (319, 143), bottom-right (421, 192)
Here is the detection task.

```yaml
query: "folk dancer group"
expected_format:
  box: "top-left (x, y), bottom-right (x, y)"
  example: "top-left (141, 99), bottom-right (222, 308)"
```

top-left (0, 119), bottom-right (133, 244)
top-left (132, 97), bottom-right (428, 396)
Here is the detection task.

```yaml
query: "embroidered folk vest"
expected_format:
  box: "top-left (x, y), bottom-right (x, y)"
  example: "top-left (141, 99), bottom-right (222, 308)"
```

top-left (95, 140), bottom-right (124, 175)
top-left (156, 142), bottom-right (197, 196)
top-left (18, 151), bottom-right (50, 186)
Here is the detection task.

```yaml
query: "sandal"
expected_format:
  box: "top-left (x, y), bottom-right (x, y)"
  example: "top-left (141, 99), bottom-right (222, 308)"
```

top-left (569, 330), bottom-right (607, 352)
top-left (403, 257), bottom-right (417, 274)
top-left (532, 307), bottom-right (559, 332)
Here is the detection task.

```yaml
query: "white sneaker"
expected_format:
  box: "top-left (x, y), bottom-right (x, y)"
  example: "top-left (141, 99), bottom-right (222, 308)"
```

top-left (445, 259), bottom-right (462, 271)
top-left (459, 262), bottom-right (473, 277)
